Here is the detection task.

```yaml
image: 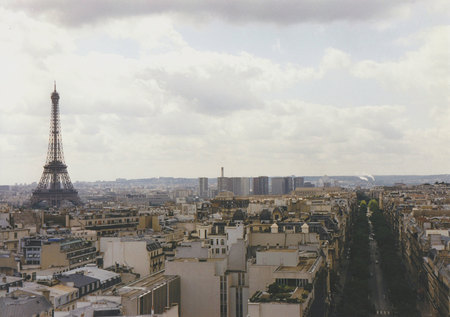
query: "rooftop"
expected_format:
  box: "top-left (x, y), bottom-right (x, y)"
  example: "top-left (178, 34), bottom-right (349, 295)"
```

top-left (263, 248), bottom-right (297, 253)
top-left (249, 283), bottom-right (312, 304)
top-left (0, 275), bottom-right (23, 286)
top-left (275, 257), bottom-right (318, 273)
top-left (63, 265), bottom-right (120, 283)
top-left (58, 273), bottom-right (99, 288)
top-left (118, 274), bottom-right (178, 300)
top-left (0, 294), bottom-right (53, 317)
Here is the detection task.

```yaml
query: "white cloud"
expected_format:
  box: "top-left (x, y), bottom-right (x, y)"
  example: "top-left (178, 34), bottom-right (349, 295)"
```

top-left (351, 26), bottom-right (449, 107)
top-left (318, 48), bottom-right (352, 75)
top-left (0, 4), bottom-right (448, 184)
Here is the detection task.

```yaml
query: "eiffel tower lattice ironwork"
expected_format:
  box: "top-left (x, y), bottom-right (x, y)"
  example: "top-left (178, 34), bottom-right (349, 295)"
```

top-left (31, 83), bottom-right (82, 207)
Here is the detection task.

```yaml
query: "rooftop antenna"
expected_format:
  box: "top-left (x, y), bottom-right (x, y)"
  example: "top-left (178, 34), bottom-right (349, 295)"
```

top-left (54, 80), bottom-right (56, 92)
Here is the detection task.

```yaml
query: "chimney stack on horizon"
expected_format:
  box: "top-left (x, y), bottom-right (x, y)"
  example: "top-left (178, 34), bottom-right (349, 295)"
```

top-left (221, 167), bottom-right (224, 177)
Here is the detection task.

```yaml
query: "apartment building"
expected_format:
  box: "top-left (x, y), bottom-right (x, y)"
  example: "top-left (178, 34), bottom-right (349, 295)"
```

top-left (100, 237), bottom-right (164, 277)
top-left (383, 184), bottom-right (450, 317)
top-left (253, 177), bottom-right (269, 195)
top-left (21, 237), bottom-right (97, 270)
top-left (66, 209), bottom-right (141, 235)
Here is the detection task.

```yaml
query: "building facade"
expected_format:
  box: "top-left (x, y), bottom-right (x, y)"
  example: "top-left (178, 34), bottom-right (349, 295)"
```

top-left (199, 177), bottom-right (209, 198)
top-left (253, 177), bottom-right (269, 195)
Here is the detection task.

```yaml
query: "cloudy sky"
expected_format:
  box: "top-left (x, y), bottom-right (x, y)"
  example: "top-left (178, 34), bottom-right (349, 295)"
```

top-left (0, 1), bottom-right (449, 184)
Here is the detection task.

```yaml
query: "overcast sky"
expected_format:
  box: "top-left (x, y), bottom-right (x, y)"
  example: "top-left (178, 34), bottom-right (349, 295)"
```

top-left (0, 1), bottom-right (449, 184)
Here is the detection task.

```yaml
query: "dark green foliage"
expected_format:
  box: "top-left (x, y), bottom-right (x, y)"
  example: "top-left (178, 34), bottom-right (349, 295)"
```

top-left (268, 282), bottom-right (282, 295)
top-left (304, 283), bottom-right (313, 292)
top-left (267, 282), bottom-right (294, 297)
top-left (370, 211), bottom-right (419, 317)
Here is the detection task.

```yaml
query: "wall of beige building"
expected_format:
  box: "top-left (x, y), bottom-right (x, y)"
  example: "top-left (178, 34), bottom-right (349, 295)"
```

top-left (0, 228), bottom-right (29, 251)
top-left (248, 264), bottom-right (276, 296)
top-left (248, 302), bottom-right (303, 317)
top-left (165, 259), bottom-right (223, 317)
top-left (100, 238), bottom-right (151, 276)
top-left (249, 232), bottom-right (320, 248)
top-left (41, 243), bottom-right (68, 269)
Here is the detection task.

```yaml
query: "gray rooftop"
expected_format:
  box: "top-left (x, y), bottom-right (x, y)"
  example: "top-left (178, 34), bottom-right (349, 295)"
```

top-left (58, 273), bottom-right (99, 288)
top-left (0, 294), bottom-right (53, 317)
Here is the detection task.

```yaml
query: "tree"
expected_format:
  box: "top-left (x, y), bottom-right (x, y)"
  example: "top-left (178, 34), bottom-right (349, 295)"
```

top-left (368, 199), bottom-right (379, 212)
top-left (268, 282), bottom-right (281, 295)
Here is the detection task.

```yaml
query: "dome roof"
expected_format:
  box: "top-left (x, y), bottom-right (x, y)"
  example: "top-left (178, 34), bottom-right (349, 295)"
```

top-left (232, 209), bottom-right (245, 221)
top-left (260, 209), bottom-right (272, 221)
top-left (273, 207), bottom-right (282, 213)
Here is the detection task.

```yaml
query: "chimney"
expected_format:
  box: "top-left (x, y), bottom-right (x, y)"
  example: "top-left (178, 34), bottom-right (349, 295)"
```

top-left (41, 289), bottom-right (50, 301)
top-left (221, 167), bottom-right (224, 177)
top-left (2, 276), bottom-right (6, 283)
top-left (302, 222), bottom-right (309, 234)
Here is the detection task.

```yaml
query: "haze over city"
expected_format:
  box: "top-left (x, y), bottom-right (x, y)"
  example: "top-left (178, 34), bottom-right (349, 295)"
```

top-left (0, 0), bottom-right (449, 184)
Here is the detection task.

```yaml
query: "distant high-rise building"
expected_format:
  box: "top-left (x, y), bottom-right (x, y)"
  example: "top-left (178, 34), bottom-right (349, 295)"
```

top-left (253, 176), bottom-right (269, 195)
top-left (199, 177), bottom-right (208, 198)
top-left (283, 176), bottom-right (293, 194)
top-left (218, 177), bottom-right (233, 192)
top-left (230, 177), bottom-right (250, 196)
top-left (215, 168), bottom-right (251, 196)
top-left (271, 177), bottom-right (293, 195)
top-left (271, 177), bottom-right (284, 195)
top-left (241, 177), bottom-right (251, 196)
top-left (218, 167), bottom-right (232, 192)
top-left (294, 177), bottom-right (305, 189)
top-left (231, 177), bottom-right (242, 195)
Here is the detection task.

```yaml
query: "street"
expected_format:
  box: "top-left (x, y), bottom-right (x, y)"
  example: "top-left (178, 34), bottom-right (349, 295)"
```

top-left (368, 221), bottom-right (392, 315)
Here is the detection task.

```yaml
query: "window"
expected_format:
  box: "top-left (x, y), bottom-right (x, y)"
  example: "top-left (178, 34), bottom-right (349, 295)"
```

top-left (220, 276), bottom-right (227, 317)
top-left (222, 248), bottom-right (226, 254)
top-left (220, 239), bottom-right (224, 245)
top-left (236, 286), bottom-right (243, 317)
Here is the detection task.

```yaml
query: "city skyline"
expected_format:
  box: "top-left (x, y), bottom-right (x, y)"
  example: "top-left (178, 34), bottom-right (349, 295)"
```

top-left (0, 1), bottom-right (449, 184)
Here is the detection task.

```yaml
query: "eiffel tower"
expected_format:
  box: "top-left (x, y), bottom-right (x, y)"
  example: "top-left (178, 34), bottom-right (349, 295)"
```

top-left (31, 83), bottom-right (82, 207)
